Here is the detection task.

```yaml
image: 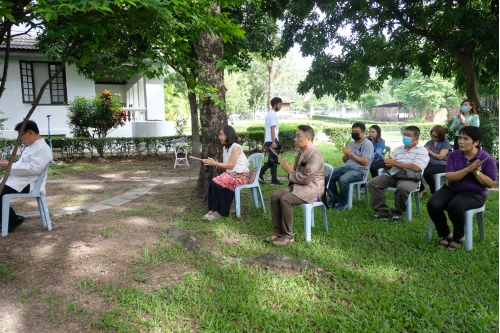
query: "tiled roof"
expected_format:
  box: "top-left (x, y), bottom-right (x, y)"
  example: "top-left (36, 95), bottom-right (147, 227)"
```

top-left (0, 35), bottom-right (37, 50)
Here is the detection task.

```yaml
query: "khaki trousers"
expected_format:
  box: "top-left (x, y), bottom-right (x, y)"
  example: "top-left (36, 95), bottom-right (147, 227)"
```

top-left (367, 174), bottom-right (419, 217)
top-left (270, 187), bottom-right (306, 238)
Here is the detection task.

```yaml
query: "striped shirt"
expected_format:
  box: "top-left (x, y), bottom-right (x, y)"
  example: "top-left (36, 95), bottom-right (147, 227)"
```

top-left (389, 144), bottom-right (429, 175)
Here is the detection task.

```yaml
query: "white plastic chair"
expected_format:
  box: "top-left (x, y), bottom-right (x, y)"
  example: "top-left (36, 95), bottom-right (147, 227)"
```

top-left (297, 163), bottom-right (334, 242)
top-left (347, 170), bottom-right (369, 209)
top-left (234, 153), bottom-right (265, 217)
top-left (377, 168), bottom-right (421, 221)
top-left (173, 143), bottom-right (189, 169)
top-left (428, 205), bottom-right (485, 251)
top-left (433, 172), bottom-right (448, 192)
top-left (1, 162), bottom-right (52, 236)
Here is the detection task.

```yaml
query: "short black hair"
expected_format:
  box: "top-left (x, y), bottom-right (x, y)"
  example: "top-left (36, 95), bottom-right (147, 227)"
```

top-left (405, 125), bottom-right (420, 137)
top-left (298, 124), bottom-right (315, 141)
top-left (459, 126), bottom-right (482, 148)
top-left (219, 125), bottom-right (238, 148)
top-left (14, 120), bottom-right (40, 134)
top-left (352, 122), bottom-right (366, 132)
top-left (270, 97), bottom-right (282, 107)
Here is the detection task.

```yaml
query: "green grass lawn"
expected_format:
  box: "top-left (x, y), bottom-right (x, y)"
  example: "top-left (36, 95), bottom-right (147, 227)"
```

top-left (88, 142), bottom-right (498, 332)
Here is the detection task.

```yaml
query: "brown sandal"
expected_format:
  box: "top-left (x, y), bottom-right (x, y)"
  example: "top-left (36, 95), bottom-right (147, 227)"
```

top-left (264, 233), bottom-right (281, 243)
top-left (272, 236), bottom-right (295, 247)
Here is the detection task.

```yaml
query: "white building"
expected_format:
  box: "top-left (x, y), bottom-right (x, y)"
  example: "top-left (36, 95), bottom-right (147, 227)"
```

top-left (0, 35), bottom-right (173, 139)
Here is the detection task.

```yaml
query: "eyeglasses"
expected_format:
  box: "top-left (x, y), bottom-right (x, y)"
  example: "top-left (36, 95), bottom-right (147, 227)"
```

top-left (431, 135), bottom-right (439, 139)
top-left (351, 131), bottom-right (363, 135)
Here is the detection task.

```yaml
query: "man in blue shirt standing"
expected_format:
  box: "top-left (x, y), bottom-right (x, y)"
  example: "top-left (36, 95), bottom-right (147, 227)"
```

top-left (328, 122), bottom-right (374, 211)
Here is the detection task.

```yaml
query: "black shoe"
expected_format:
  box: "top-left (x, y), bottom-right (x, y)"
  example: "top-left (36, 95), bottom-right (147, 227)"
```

top-left (271, 180), bottom-right (283, 185)
top-left (8, 216), bottom-right (25, 233)
top-left (392, 216), bottom-right (403, 222)
top-left (258, 176), bottom-right (266, 184)
top-left (373, 214), bottom-right (389, 220)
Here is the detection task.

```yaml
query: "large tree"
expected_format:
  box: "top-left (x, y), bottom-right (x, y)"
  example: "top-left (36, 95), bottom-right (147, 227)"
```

top-left (272, 0), bottom-right (498, 107)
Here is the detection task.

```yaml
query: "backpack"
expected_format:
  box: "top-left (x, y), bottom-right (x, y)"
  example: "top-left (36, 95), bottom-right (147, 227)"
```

top-left (321, 175), bottom-right (335, 209)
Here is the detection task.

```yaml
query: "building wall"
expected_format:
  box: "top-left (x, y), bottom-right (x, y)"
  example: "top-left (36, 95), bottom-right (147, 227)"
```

top-left (0, 55), bottom-right (166, 139)
top-left (0, 56), bottom-right (95, 138)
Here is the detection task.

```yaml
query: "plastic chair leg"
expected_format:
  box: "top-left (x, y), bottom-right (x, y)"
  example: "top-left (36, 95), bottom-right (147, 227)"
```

top-left (1, 198), bottom-right (11, 236)
top-left (415, 191), bottom-right (421, 214)
top-left (37, 197), bottom-right (47, 227)
top-left (251, 188), bottom-right (259, 208)
top-left (406, 194), bottom-right (413, 221)
top-left (302, 206), bottom-right (312, 242)
top-left (355, 184), bottom-right (361, 201)
top-left (321, 205), bottom-right (328, 231)
top-left (234, 188), bottom-right (242, 218)
top-left (464, 210), bottom-right (474, 251)
top-left (258, 187), bottom-right (266, 213)
top-left (347, 184), bottom-right (354, 209)
top-left (42, 196), bottom-right (52, 231)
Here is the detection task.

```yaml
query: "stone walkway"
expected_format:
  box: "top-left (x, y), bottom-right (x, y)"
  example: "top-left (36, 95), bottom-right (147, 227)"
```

top-left (21, 177), bottom-right (200, 219)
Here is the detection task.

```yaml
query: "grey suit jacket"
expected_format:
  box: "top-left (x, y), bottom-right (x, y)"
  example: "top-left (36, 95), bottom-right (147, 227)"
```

top-left (288, 145), bottom-right (325, 204)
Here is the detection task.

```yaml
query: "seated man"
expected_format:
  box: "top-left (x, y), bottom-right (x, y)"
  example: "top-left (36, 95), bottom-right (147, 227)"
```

top-left (0, 120), bottom-right (52, 233)
top-left (367, 125), bottom-right (429, 222)
top-left (328, 122), bottom-right (373, 211)
top-left (265, 125), bottom-right (324, 246)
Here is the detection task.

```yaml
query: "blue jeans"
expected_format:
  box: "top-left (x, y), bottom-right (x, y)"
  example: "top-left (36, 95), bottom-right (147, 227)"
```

top-left (327, 167), bottom-right (365, 206)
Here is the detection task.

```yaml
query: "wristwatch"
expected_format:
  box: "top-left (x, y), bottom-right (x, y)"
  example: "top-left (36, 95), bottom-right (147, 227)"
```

top-left (349, 153), bottom-right (354, 159)
top-left (474, 169), bottom-right (481, 176)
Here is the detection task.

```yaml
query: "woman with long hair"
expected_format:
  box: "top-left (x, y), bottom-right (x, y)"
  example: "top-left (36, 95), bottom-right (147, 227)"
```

top-left (202, 125), bottom-right (250, 220)
top-left (450, 99), bottom-right (480, 150)
top-left (361, 125), bottom-right (385, 193)
top-left (419, 125), bottom-right (452, 197)
top-left (427, 127), bottom-right (497, 251)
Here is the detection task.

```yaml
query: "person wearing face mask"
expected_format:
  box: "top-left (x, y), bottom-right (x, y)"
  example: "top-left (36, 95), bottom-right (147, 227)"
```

top-left (367, 126), bottom-right (429, 222)
top-left (326, 122), bottom-right (373, 211)
top-left (449, 100), bottom-right (480, 150)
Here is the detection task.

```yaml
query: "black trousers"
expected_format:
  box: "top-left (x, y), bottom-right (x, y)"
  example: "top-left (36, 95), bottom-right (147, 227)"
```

top-left (370, 160), bottom-right (386, 179)
top-left (0, 184), bottom-right (30, 230)
top-left (207, 181), bottom-right (234, 217)
top-left (419, 164), bottom-right (446, 194)
top-left (453, 136), bottom-right (459, 150)
top-left (427, 185), bottom-right (486, 240)
top-left (259, 139), bottom-right (279, 182)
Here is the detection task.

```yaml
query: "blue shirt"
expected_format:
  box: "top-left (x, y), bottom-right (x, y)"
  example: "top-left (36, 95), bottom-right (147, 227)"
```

top-left (425, 139), bottom-right (452, 166)
top-left (372, 139), bottom-right (385, 161)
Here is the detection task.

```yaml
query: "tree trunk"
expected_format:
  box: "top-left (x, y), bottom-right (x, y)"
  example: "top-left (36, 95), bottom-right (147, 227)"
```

top-left (455, 48), bottom-right (481, 109)
top-left (187, 90), bottom-right (200, 158)
top-left (195, 5), bottom-right (227, 201)
top-left (266, 58), bottom-right (274, 108)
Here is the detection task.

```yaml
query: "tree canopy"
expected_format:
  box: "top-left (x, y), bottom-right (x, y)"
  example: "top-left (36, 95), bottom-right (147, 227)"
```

top-left (272, 0), bottom-right (498, 107)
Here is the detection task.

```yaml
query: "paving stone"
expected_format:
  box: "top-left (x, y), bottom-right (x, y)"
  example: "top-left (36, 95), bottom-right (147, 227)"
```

top-left (99, 197), bottom-right (133, 206)
top-left (81, 203), bottom-right (113, 213)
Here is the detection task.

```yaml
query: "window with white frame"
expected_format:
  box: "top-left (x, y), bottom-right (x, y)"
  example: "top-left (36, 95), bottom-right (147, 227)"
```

top-left (19, 61), bottom-right (67, 104)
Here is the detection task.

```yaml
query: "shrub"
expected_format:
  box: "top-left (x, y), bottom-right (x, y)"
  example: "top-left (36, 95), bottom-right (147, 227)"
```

top-left (67, 91), bottom-right (127, 144)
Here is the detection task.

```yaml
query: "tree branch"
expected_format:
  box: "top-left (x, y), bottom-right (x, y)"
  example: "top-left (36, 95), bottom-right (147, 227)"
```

top-left (0, 29), bottom-right (11, 100)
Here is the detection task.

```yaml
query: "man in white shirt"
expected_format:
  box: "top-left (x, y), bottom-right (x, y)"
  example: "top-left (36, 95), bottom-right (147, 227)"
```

top-left (368, 126), bottom-right (429, 222)
top-left (259, 97), bottom-right (283, 185)
top-left (0, 120), bottom-right (52, 233)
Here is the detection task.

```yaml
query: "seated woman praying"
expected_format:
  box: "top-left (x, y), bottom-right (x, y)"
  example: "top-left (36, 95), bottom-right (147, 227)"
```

top-left (202, 125), bottom-right (250, 220)
top-left (427, 127), bottom-right (497, 251)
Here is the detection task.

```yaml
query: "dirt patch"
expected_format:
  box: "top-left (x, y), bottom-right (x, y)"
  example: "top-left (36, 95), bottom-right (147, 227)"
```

top-left (0, 157), bottom-right (201, 333)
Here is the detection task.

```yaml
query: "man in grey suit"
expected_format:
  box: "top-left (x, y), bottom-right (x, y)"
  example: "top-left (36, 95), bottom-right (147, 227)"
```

top-left (265, 125), bottom-right (325, 246)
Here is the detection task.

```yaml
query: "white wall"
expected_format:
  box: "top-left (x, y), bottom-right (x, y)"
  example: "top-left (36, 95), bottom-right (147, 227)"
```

top-left (0, 56), bottom-right (95, 138)
top-left (145, 76), bottom-right (165, 121)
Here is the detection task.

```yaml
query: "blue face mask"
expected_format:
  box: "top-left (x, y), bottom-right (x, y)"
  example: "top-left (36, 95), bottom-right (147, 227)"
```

top-left (402, 136), bottom-right (413, 146)
top-left (460, 105), bottom-right (469, 113)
